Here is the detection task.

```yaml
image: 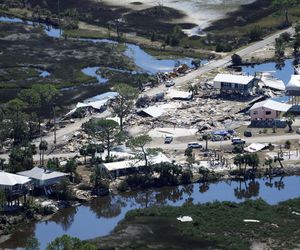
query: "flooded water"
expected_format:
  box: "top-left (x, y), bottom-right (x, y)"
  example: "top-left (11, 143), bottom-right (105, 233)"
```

top-left (1, 175), bottom-right (299, 249)
top-left (124, 44), bottom-right (194, 74)
top-left (0, 15), bottom-right (197, 74)
top-left (0, 16), bottom-right (61, 38)
top-left (81, 67), bottom-right (108, 84)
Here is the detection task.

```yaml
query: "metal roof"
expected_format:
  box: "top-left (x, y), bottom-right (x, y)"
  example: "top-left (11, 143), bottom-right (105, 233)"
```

top-left (0, 171), bottom-right (31, 186)
top-left (101, 153), bottom-right (171, 171)
top-left (250, 99), bottom-right (291, 112)
top-left (140, 106), bottom-right (165, 118)
top-left (18, 167), bottom-right (68, 181)
top-left (213, 73), bottom-right (254, 85)
top-left (286, 75), bottom-right (300, 91)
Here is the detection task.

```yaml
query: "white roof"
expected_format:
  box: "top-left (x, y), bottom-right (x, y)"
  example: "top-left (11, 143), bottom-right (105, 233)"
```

top-left (286, 75), bottom-right (300, 91)
top-left (102, 152), bottom-right (171, 171)
top-left (0, 171), bottom-right (31, 186)
top-left (250, 99), bottom-right (291, 112)
top-left (18, 167), bottom-right (68, 181)
top-left (260, 73), bottom-right (285, 91)
top-left (167, 90), bottom-right (192, 100)
top-left (140, 106), bottom-right (165, 118)
top-left (244, 143), bottom-right (268, 153)
top-left (213, 73), bottom-right (254, 85)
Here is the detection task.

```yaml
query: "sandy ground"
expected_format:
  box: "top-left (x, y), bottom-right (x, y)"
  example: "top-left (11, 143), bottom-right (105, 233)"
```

top-left (100, 0), bottom-right (256, 34)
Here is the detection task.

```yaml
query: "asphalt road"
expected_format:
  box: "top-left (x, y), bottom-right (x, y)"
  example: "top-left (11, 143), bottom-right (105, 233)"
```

top-left (144, 26), bottom-right (294, 97)
top-left (149, 132), bottom-right (300, 151)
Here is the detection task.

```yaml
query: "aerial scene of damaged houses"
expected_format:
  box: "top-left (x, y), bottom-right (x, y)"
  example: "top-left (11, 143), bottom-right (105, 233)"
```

top-left (2, 41), bottom-right (300, 205)
top-left (2, 15), bottom-right (300, 246)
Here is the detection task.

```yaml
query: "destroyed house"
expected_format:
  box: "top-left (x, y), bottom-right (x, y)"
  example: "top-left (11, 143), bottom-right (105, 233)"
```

top-left (213, 74), bottom-right (255, 96)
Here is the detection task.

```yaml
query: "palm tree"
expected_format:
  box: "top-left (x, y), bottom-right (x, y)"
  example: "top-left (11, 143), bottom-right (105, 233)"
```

top-left (79, 145), bottom-right (88, 165)
top-left (202, 134), bottom-right (210, 151)
top-left (39, 140), bottom-right (48, 167)
top-left (285, 113), bottom-right (295, 132)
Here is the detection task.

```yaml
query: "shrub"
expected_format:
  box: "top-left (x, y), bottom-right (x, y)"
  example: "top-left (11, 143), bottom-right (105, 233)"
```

top-left (181, 170), bottom-right (193, 184)
top-left (231, 54), bottom-right (242, 65)
top-left (117, 181), bottom-right (128, 192)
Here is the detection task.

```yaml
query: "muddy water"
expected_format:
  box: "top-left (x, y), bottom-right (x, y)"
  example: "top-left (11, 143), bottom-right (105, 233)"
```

top-left (1, 175), bottom-right (299, 249)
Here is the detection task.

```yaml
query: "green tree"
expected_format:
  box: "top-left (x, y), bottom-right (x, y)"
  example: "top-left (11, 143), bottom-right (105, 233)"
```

top-left (191, 59), bottom-right (201, 68)
top-left (56, 179), bottom-right (74, 201)
top-left (202, 134), bottom-right (210, 151)
top-left (0, 190), bottom-right (6, 211)
top-left (231, 53), bottom-right (242, 65)
top-left (46, 234), bottom-right (97, 250)
top-left (285, 113), bottom-right (295, 132)
top-left (8, 144), bottom-right (36, 173)
top-left (90, 166), bottom-right (109, 194)
top-left (83, 119), bottom-right (119, 161)
top-left (275, 37), bottom-right (285, 58)
top-left (39, 140), bottom-right (48, 167)
top-left (249, 25), bottom-right (263, 41)
top-left (188, 84), bottom-right (199, 97)
top-left (25, 235), bottom-right (40, 250)
top-left (129, 135), bottom-right (160, 169)
top-left (6, 98), bottom-right (29, 145)
top-left (110, 83), bottom-right (138, 131)
top-left (64, 159), bottom-right (78, 183)
top-left (272, 0), bottom-right (298, 25)
top-left (79, 145), bottom-right (88, 164)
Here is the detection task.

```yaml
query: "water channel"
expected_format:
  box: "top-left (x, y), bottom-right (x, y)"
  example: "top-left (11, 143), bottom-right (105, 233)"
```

top-left (1, 175), bottom-right (299, 249)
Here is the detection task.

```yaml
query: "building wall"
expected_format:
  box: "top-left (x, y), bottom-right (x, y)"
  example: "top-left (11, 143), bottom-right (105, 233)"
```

top-left (250, 107), bottom-right (280, 120)
top-left (213, 80), bottom-right (254, 96)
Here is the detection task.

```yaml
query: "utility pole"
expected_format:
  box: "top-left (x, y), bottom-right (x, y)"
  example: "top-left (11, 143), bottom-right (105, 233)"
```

top-left (53, 104), bottom-right (57, 146)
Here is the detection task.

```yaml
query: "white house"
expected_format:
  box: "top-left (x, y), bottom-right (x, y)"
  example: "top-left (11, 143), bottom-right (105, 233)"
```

top-left (17, 167), bottom-right (68, 188)
top-left (100, 153), bottom-right (171, 178)
top-left (213, 73), bottom-right (256, 96)
top-left (0, 171), bottom-right (31, 203)
top-left (0, 171), bottom-right (31, 191)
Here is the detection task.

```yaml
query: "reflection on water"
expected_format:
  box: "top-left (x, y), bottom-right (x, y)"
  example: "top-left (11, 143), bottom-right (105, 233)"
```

top-left (1, 176), bottom-right (299, 249)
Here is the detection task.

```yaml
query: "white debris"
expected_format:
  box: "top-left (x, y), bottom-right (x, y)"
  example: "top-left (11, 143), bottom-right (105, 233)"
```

top-left (177, 216), bottom-right (193, 222)
top-left (243, 219), bottom-right (260, 223)
top-left (292, 211), bottom-right (300, 216)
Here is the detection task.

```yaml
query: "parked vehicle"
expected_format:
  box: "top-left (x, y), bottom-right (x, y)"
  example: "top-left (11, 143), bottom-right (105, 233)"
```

top-left (187, 142), bottom-right (202, 148)
top-left (164, 136), bottom-right (173, 144)
top-left (165, 80), bottom-right (175, 87)
top-left (296, 128), bottom-right (300, 134)
top-left (244, 130), bottom-right (252, 137)
top-left (231, 137), bottom-right (246, 145)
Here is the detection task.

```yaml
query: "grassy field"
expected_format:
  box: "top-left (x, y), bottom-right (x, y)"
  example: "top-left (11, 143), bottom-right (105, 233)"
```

top-left (92, 198), bottom-right (300, 250)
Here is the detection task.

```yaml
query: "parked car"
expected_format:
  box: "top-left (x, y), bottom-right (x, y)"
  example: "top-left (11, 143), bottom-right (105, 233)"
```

top-left (164, 136), bottom-right (173, 144)
top-left (231, 137), bottom-right (246, 145)
top-left (244, 130), bottom-right (252, 137)
top-left (165, 80), bottom-right (175, 87)
top-left (187, 142), bottom-right (202, 148)
top-left (297, 128), bottom-right (300, 134)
